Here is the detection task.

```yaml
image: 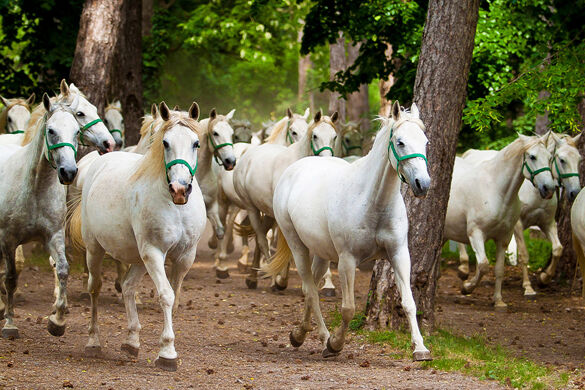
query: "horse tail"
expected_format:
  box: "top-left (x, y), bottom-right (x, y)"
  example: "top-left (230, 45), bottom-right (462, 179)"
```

top-left (261, 229), bottom-right (291, 278)
top-left (67, 190), bottom-right (85, 251)
top-left (233, 220), bottom-right (255, 238)
top-left (572, 232), bottom-right (585, 298)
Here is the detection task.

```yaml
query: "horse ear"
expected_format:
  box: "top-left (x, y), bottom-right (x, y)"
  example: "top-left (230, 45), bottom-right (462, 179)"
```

top-left (188, 102), bottom-right (200, 120)
top-left (151, 103), bottom-right (158, 118)
top-left (69, 83), bottom-right (81, 95)
top-left (573, 132), bottom-right (582, 145)
top-left (0, 95), bottom-right (8, 107)
top-left (42, 93), bottom-right (52, 112)
top-left (314, 109), bottom-right (322, 123)
top-left (112, 100), bottom-right (121, 109)
top-left (226, 108), bottom-right (236, 120)
top-left (392, 101), bottom-right (401, 121)
top-left (303, 107), bottom-right (310, 120)
top-left (518, 133), bottom-right (532, 143)
top-left (410, 102), bottom-right (420, 118)
top-left (60, 79), bottom-right (70, 97)
top-left (173, 104), bottom-right (180, 111)
top-left (26, 92), bottom-right (36, 106)
top-left (209, 108), bottom-right (217, 121)
top-left (159, 101), bottom-right (171, 121)
top-left (287, 108), bottom-right (293, 119)
top-left (330, 111), bottom-right (339, 123)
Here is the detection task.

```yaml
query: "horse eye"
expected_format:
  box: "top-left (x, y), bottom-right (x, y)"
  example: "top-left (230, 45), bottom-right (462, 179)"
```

top-left (76, 111), bottom-right (85, 117)
top-left (48, 128), bottom-right (55, 135)
top-left (292, 131), bottom-right (297, 136)
top-left (213, 131), bottom-right (219, 137)
top-left (529, 155), bottom-right (536, 161)
top-left (344, 137), bottom-right (350, 142)
top-left (397, 140), bottom-right (405, 147)
top-left (7, 117), bottom-right (11, 123)
top-left (104, 119), bottom-right (109, 126)
top-left (163, 140), bottom-right (169, 149)
top-left (313, 134), bottom-right (317, 140)
top-left (193, 140), bottom-right (200, 149)
top-left (560, 158), bottom-right (566, 164)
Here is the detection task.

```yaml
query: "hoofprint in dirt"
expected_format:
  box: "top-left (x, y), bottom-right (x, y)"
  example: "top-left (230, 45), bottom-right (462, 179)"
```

top-left (0, 230), bottom-right (504, 389)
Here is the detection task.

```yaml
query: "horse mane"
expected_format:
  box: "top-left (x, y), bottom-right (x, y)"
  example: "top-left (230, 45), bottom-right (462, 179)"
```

top-left (0, 98), bottom-right (32, 132)
top-left (131, 114), bottom-right (201, 182)
top-left (501, 135), bottom-right (543, 159)
top-left (265, 116), bottom-right (288, 143)
top-left (105, 103), bottom-right (122, 113)
top-left (558, 133), bottom-right (577, 147)
top-left (207, 114), bottom-right (231, 133)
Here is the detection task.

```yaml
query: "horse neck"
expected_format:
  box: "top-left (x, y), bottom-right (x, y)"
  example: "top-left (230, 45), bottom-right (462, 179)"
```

top-left (25, 118), bottom-right (55, 190)
top-left (195, 129), bottom-right (214, 178)
top-left (0, 106), bottom-right (7, 132)
top-left (484, 144), bottom-right (527, 206)
top-left (287, 132), bottom-right (312, 159)
top-left (352, 126), bottom-right (401, 210)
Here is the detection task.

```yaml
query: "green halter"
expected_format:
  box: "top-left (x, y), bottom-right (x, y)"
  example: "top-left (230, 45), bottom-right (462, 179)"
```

top-left (522, 154), bottom-right (551, 185)
top-left (78, 118), bottom-right (104, 146)
top-left (165, 158), bottom-right (198, 183)
top-left (9, 130), bottom-right (24, 134)
top-left (311, 138), bottom-right (334, 156)
top-left (553, 155), bottom-right (580, 187)
top-left (109, 128), bottom-right (123, 137)
top-left (387, 126), bottom-right (428, 183)
top-left (208, 132), bottom-right (233, 166)
top-left (44, 124), bottom-right (77, 169)
top-left (286, 119), bottom-right (296, 144)
top-left (342, 139), bottom-right (362, 154)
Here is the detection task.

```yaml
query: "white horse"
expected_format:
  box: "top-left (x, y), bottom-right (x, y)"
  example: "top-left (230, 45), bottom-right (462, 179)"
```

top-left (444, 134), bottom-right (555, 310)
top-left (234, 110), bottom-right (339, 289)
top-left (263, 102), bottom-right (431, 360)
top-left (0, 94), bottom-right (81, 339)
top-left (0, 93), bottom-right (35, 144)
top-left (104, 100), bottom-right (125, 149)
top-left (68, 102), bottom-right (206, 371)
top-left (457, 133), bottom-right (581, 296)
top-left (571, 181), bottom-right (585, 299)
top-left (213, 108), bottom-right (311, 278)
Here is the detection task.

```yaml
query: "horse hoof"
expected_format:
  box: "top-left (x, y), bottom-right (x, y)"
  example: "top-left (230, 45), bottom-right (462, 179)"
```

top-left (461, 282), bottom-right (474, 295)
top-left (245, 278), bottom-right (257, 290)
top-left (456, 268), bottom-right (469, 280)
top-left (538, 272), bottom-right (551, 285)
top-left (84, 346), bottom-right (102, 358)
top-left (1, 328), bottom-right (19, 339)
top-left (237, 261), bottom-right (250, 274)
top-left (272, 281), bottom-right (288, 291)
top-left (216, 269), bottom-right (230, 279)
top-left (289, 331), bottom-right (304, 348)
top-left (121, 343), bottom-right (139, 357)
top-left (155, 356), bottom-right (178, 372)
top-left (523, 290), bottom-right (537, 300)
top-left (47, 319), bottom-right (66, 337)
top-left (322, 337), bottom-right (342, 358)
top-left (413, 350), bottom-right (432, 361)
top-left (207, 238), bottom-right (218, 250)
top-left (321, 288), bottom-right (336, 297)
top-left (115, 280), bottom-right (122, 293)
top-left (494, 303), bottom-right (508, 312)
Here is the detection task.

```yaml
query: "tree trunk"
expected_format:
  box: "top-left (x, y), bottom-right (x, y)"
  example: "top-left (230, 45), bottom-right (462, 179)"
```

top-left (142, 0), bottom-right (154, 36)
top-left (114, 0), bottom-right (143, 146)
top-left (298, 29), bottom-right (313, 108)
top-left (365, 0), bottom-right (480, 332)
top-left (347, 41), bottom-right (369, 131)
top-left (328, 33), bottom-right (346, 121)
top-left (555, 98), bottom-right (585, 289)
top-left (534, 90), bottom-right (551, 135)
top-left (70, 0), bottom-right (124, 115)
top-left (379, 45), bottom-right (395, 117)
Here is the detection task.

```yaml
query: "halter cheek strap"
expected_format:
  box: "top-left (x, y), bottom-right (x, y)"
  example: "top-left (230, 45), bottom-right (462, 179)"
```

top-left (310, 139), bottom-right (334, 156)
top-left (165, 159), bottom-right (198, 183)
top-left (342, 139), bottom-right (362, 153)
top-left (79, 118), bottom-right (104, 146)
top-left (44, 125), bottom-right (77, 169)
top-left (387, 126), bottom-right (428, 183)
top-left (208, 133), bottom-right (233, 166)
top-left (522, 154), bottom-right (551, 185)
top-left (553, 156), bottom-right (579, 187)
top-left (109, 129), bottom-right (123, 137)
top-left (286, 119), bottom-right (295, 144)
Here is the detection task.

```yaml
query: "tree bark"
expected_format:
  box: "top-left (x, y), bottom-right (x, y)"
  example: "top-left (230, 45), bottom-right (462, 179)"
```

top-left (365, 0), bottom-right (480, 332)
top-left (534, 90), bottom-right (551, 135)
top-left (114, 0), bottom-right (143, 146)
top-left (298, 29), bottom-right (313, 108)
top-left (347, 41), bottom-right (369, 131)
top-left (555, 98), bottom-right (585, 288)
top-left (70, 0), bottom-right (124, 115)
top-left (142, 0), bottom-right (154, 36)
top-left (379, 44), bottom-right (395, 117)
top-left (329, 33), bottom-right (346, 121)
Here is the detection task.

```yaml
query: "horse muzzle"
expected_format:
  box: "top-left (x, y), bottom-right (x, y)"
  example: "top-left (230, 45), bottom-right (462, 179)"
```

top-left (98, 139), bottom-right (115, 155)
top-left (538, 184), bottom-right (554, 200)
top-left (222, 157), bottom-right (236, 171)
top-left (410, 176), bottom-right (430, 198)
top-left (169, 182), bottom-right (193, 205)
top-left (58, 166), bottom-right (78, 185)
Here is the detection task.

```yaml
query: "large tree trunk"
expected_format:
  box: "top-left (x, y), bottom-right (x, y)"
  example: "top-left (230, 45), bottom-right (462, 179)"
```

top-left (365, 0), bottom-right (480, 332)
top-left (70, 0), bottom-right (124, 114)
top-left (378, 44), bottom-right (395, 117)
top-left (534, 90), bottom-right (551, 135)
top-left (114, 0), bottom-right (143, 146)
top-left (555, 98), bottom-right (585, 288)
top-left (142, 0), bottom-right (154, 36)
top-left (329, 33), bottom-right (346, 121)
top-left (347, 41), bottom-right (369, 131)
top-left (298, 28), bottom-right (314, 112)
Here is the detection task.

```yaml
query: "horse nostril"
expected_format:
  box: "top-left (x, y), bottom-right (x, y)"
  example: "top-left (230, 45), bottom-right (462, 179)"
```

top-left (168, 183), bottom-right (175, 194)
top-left (415, 178), bottom-right (422, 190)
top-left (186, 183), bottom-right (193, 195)
top-left (59, 167), bottom-right (66, 178)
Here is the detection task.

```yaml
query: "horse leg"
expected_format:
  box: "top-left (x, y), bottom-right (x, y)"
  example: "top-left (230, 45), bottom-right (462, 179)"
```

top-left (238, 215), bottom-right (252, 271)
top-left (324, 253), bottom-right (357, 357)
top-left (493, 239), bottom-right (509, 311)
top-left (169, 251), bottom-right (196, 314)
top-left (1, 243), bottom-right (19, 339)
top-left (457, 243), bottom-right (469, 280)
top-left (514, 222), bottom-right (535, 297)
top-left (85, 244), bottom-right (105, 357)
top-left (15, 245), bottom-right (24, 279)
top-left (539, 223), bottom-right (562, 285)
top-left (245, 212), bottom-right (273, 288)
top-left (141, 247), bottom-right (178, 371)
top-left (46, 231), bottom-right (70, 336)
top-left (115, 261), bottom-right (130, 293)
top-left (121, 263), bottom-right (147, 358)
top-left (462, 231), bottom-right (488, 294)
top-left (389, 246), bottom-right (431, 361)
top-left (245, 244), bottom-right (261, 289)
top-left (206, 198), bottom-right (225, 241)
top-left (313, 257), bottom-right (335, 297)
top-left (215, 204), bottom-right (236, 279)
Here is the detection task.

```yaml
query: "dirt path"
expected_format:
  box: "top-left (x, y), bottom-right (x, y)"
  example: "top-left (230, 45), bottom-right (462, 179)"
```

top-left (1, 227), bottom-right (582, 389)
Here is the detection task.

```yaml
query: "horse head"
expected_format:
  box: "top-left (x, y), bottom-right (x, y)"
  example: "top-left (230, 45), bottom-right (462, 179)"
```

top-left (308, 110), bottom-right (339, 157)
top-left (549, 132), bottom-right (582, 202)
top-left (208, 108), bottom-right (237, 170)
top-left (286, 107), bottom-right (310, 143)
top-left (519, 133), bottom-right (555, 200)
top-left (231, 119), bottom-right (253, 144)
top-left (104, 100), bottom-right (124, 149)
top-left (1, 93), bottom-right (34, 134)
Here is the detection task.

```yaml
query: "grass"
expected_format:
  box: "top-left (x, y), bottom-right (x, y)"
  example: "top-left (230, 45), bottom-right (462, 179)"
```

top-left (327, 308), bottom-right (570, 389)
top-left (441, 229), bottom-right (552, 271)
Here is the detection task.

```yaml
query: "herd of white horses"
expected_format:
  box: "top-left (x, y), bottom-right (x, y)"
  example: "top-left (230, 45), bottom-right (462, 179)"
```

top-left (0, 79), bottom-right (584, 371)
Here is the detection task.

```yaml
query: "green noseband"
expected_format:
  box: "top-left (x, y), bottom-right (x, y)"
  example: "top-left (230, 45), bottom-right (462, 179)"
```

top-left (387, 126), bottom-right (428, 183)
top-left (109, 128), bottom-right (123, 137)
top-left (44, 124), bottom-right (77, 169)
top-left (553, 156), bottom-right (579, 187)
top-left (9, 130), bottom-right (25, 134)
top-left (522, 154), bottom-right (551, 185)
top-left (79, 118), bottom-right (104, 146)
top-left (342, 139), bottom-right (362, 154)
top-left (310, 139), bottom-right (334, 156)
top-left (165, 158), bottom-right (198, 183)
top-left (208, 133), bottom-right (233, 166)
